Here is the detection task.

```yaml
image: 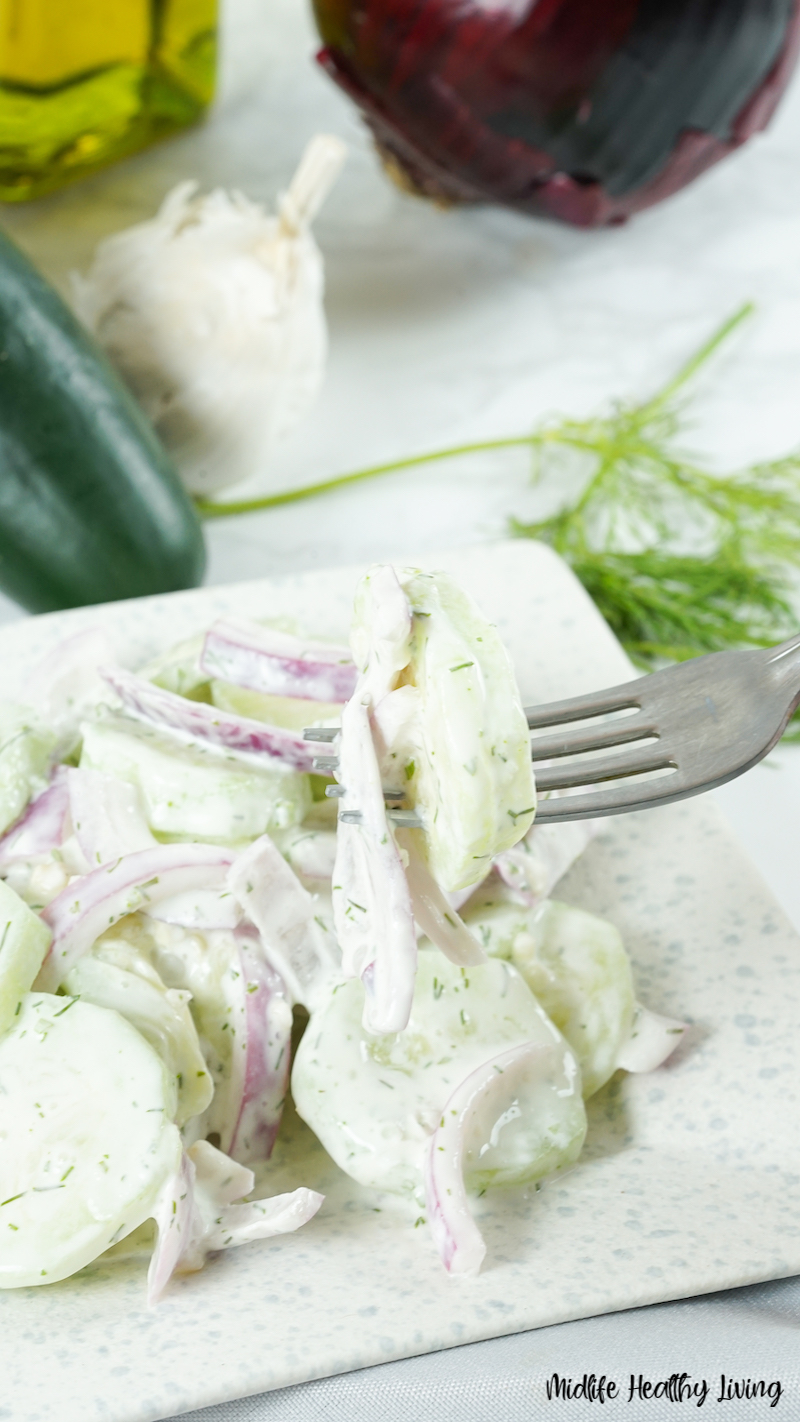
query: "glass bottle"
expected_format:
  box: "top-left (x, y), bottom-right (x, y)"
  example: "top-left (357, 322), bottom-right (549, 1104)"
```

top-left (0, 0), bottom-right (217, 202)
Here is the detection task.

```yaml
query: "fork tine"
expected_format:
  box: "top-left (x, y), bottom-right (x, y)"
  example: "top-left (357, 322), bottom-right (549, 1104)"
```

top-left (525, 680), bottom-right (642, 729)
top-left (534, 744), bottom-right (675, 792)
top-left (530, 716), bottom-right (658, 762)
top-left (533, 776), bottom-right (684, 821)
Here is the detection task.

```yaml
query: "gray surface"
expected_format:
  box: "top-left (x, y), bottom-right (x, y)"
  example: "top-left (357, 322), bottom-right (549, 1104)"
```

top-left (173, 1276), bottom-right (799, 1420)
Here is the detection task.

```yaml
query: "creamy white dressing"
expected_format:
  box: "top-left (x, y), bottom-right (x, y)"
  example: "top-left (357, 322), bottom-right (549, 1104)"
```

top-left (292, 952), bottom-right (585, 1198)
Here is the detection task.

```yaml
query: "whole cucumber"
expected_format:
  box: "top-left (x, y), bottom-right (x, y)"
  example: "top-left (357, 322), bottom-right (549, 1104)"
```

top-left (0, 227), bottom-right (206, 613)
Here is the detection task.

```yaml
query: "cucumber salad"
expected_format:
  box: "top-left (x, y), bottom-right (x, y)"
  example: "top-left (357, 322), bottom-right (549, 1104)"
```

top-left (0, 565), bottom-right (686, 1298)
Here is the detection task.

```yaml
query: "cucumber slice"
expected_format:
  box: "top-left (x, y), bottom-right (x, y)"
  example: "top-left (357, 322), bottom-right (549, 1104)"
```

top-left (0, 994), bottom-right (181, 1288)
top-left (0, 880), bottom-right (52, 1035)
top-left (292, 951), bottom-right (585, 1196)
top-left (387, 571), bottom-right (535, 891)
top-left (64, 940), bottom-right (213, 1127)
top-left (510, 900), bottom-right (635, 1098)
top-left (80, 715), bottom-right (311, 841)
top-left (211, 681), bottom-right (342, 732)
top-left (461, 887), bottom-right (636, 1098)
top-left (0, 708), bottom-right (55, 836)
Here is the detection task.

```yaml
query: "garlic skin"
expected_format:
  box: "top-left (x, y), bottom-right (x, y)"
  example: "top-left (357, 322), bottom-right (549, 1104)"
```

top-left (72, 136), bottom-right (346, 497)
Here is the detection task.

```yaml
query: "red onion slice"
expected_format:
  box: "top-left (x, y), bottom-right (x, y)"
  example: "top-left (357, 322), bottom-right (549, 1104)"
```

top-left (398, 830), bottom-right (486, 968)
top-left (146, 889), bottom-right (242, 931)
top-left (201, 617), bottom-right (357, 703)
top-left (0, 767), bottom-right (70, 868)
top-left (227, 934), bottom-right (293, 1164)
top-left (228, 834), bottom-right (340, 1009)
top-left (99, 667), bottom-right (318, 772)
top-left (333, 694), bottom-right (417, 1034)
top-left (36, 843), bottom-right (236, 991)
top-left (68, 769), bottom-right (241, 930)
top-left (67, 767), bottom-right (155, 868)
top-left (280, 827), bottom-right (338, 882)
top-left (147, 1140), bottom-right (323, 1303)
top-left (424, 1040), bottom-right (551, 1277)
top-left (27, 628), bottom-right (116, 739)
top-left (495, 813), bottom-right (600, 908)
top-left (616, 1005), bottom-right (688, 1073)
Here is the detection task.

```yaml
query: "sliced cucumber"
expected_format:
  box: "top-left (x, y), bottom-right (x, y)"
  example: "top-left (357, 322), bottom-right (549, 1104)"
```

top-left (80, 715), bottom-right (311, 841)
top-left (140, 635), bottom-right (209, 700)
top-left (65, 939), bottom-right (213, 1127)
top-left (0, 994), bottom-right (181, 1288)
top-left (392, 570), bottom-right (535, 891)
top-left (211, 681), bottom-right (342, 731)
top-left (0, 879), bottom-right (52, 1035)
top-left (292, 951), bottom-right (585, 1196)
top-left (461, 888), bottom-right (636, 1098)
top-left (0, 707), bottom-right (55, 836)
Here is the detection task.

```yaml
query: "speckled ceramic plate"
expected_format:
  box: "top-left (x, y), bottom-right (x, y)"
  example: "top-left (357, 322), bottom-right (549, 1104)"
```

top-left (3, 540), bottom-right (800, 1422)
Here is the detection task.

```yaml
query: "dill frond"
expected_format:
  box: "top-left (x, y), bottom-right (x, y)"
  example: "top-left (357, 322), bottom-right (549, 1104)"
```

top-left (513, 305), bottom-right (800, 700)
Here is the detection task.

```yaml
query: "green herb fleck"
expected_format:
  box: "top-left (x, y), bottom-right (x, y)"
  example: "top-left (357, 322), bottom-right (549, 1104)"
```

top-left (53, 997), bottom-right (79, 1017)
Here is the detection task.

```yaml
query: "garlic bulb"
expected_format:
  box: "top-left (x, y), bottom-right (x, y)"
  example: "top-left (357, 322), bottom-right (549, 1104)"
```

top-left (72, 136), bottom-right (346, 497)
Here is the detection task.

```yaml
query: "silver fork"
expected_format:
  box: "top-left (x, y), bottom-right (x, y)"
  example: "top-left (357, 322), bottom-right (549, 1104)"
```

top-left (303, 731), bottom-right (424, 827)
top-left (528, 635), bottom-right (800, 823)
top-left (304, 636), bottom-right (800, 827)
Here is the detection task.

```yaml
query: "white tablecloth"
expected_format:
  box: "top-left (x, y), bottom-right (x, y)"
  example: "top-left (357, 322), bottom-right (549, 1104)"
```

top-left (173, 1275), bottom-right (800, 1421)
top-left (2, 0), bottom-right (800, 1413)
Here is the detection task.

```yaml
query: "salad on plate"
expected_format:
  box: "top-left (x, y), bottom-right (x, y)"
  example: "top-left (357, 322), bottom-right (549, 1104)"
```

top-left (0, 565), bottom-right (686, 1299)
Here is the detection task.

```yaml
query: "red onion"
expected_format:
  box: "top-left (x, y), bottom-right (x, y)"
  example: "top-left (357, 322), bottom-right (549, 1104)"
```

top-left (313, 0), bottom-right (800, 226)
top-left (27, 627), bottom-right (115, 738)
top-left (228, 834), bottom-right (340, 1008)
top-left (424, 1039), bottom-right (550, 1276)
top-left (100, 666), bottom-right (318, 772)
top-left (36, 843), bottom-right (236, 991)
top-left (0, 767), bottom-right (70, 868)
top-left (494, 814), bottom-right (599, 908)
top-left (201, 618), bottom-right (356, 703)
top-left (398, 830), bottom-right (486, 967)
top-left (616, 1004), bottom-right (688, 1073)
top-left (146, 889), bottom-right (242, 931)
top-left (66, 769), bottom-right (240, 929)
top-left (67, 767), bottom-right (155, 867)
top-left (333, 694), bottom-right (418, 1034)
top-left (226, 934), bottom-right (293, 1164)
top-left (147, 1140), bottom-right (323, 1302)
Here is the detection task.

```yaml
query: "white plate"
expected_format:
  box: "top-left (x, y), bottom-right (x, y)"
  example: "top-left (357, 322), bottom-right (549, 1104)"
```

top-left (3, 540), bottom-right (800, 1422)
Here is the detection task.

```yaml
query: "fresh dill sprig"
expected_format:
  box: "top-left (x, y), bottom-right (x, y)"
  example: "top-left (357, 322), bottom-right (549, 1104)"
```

top-left (196, 302), bottom-right (800, 734)
top-left (511, 303), bottom-right (800, 678)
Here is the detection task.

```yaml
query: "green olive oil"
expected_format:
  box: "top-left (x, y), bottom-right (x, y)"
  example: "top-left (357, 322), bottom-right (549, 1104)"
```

top-left (0, 0), bottom-right (217, 201)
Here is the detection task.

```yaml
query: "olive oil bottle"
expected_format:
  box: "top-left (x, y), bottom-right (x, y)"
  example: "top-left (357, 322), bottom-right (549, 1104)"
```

top-left (0, 0), bottom-right (217, 201)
